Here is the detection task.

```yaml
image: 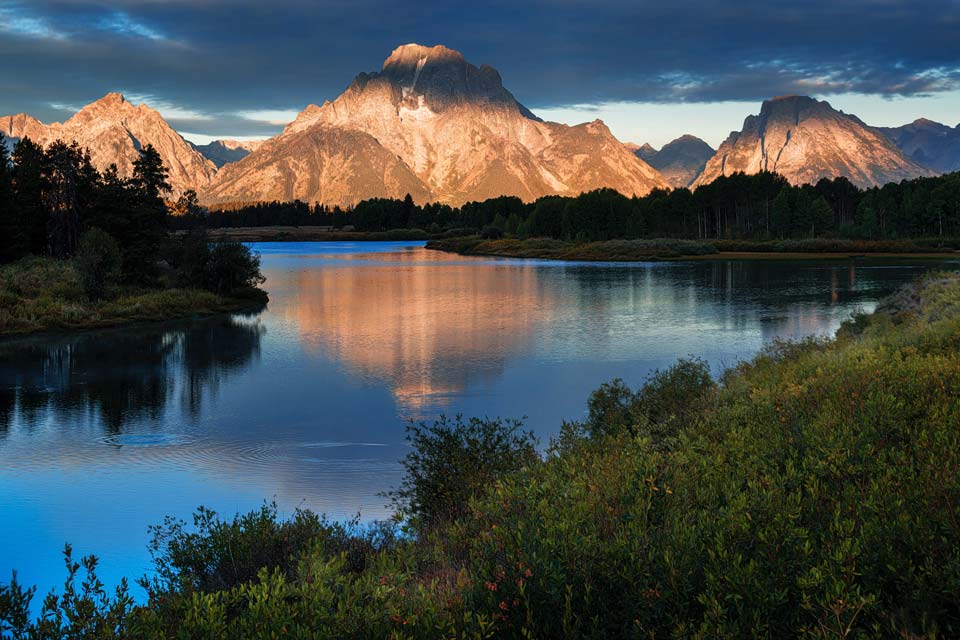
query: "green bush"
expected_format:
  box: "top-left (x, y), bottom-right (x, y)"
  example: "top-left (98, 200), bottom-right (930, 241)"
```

top-left (204, 242), bottom-right (265, 295)
top-left (76, 228), bottom-right (122, 300)
top-left (168, 236), bottom-right (265, 295)
top-left (141, 503), bottom-right (398, 598)
top-left (388, 415), bottom-right (538, 530)
top-left (581, 358), bottom-right (716, 446)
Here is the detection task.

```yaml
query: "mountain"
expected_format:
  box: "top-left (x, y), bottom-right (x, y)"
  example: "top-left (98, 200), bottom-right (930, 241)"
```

top-left (877, 118), bottom-right (960, 174)
top-left (203, 43), bottom-right (668, 207)
top-left (693, 96), bottom-right (932, 189)
top-left (635, 135), bottom-right (714, 187)
top-left (0, 93), bottom-right (217, 195)
top-left (192, 139), bottom-right (264, 168)
top-left (632, 143), bottom-right (658, 163)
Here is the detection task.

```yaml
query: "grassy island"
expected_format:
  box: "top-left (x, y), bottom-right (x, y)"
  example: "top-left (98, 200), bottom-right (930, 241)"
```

top-left (3, 271), bottom-right (959, 637)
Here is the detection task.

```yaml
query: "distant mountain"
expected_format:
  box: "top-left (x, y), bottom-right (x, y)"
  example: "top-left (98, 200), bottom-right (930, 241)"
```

top-left (203, 43), bottom-right (668, 206)
top-left (693, 96), bottom-right (932, 189)
top-left (877, 118), bottom-right (960, 174)
top-left (192, 139), bottom-right (263, 168)
top-left (0, 93), bottom-right (217, 195)
top-left (634, 135), bottom-right (714, 188)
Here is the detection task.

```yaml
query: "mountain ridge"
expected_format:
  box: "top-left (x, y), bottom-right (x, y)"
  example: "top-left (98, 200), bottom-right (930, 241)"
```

top-left (693, 95), bottom-right (932, 189)
top-left (0, 93), bottom-right (216, 195)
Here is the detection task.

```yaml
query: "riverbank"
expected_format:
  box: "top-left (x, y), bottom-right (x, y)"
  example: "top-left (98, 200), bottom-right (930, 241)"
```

top-left (427, 235), bottom-right (960, 261)
top-left (0, 258), bottom-right (267, 336)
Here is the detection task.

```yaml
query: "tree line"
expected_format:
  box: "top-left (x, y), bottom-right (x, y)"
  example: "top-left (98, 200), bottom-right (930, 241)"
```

top-left (0, 132), bottom-right (263, 298)
top-left (180, 170), bottom-right (960, 241)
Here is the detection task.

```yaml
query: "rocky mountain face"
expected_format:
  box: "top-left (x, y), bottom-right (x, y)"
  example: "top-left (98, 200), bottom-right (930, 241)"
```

top-left (0, 93), bottom-right (217, 195)
top-left (877, 118), bottom-right (960, 174)
top-left (635, 135), bottom-right (714, 188)
top-left (192, 139), bottom-right (263, 168)
top-left (693, 96), bottom-right (932, 189)
top-left (203, 44), bottom-right (668, 207)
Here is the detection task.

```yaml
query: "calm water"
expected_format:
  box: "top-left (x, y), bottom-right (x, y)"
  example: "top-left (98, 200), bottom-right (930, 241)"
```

top-left (2, 241), bottom-right (957, 598)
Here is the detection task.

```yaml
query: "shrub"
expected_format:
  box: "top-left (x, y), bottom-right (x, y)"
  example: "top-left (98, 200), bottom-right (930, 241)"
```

top-left (141, 502), bottom-right (399, 597)
top-left (389, 415), bottom-right (538, 529)
top-left (582, 358), bottom-right (716, 445)
top-left (75, 229), bottom-right (122, 300)
top-left (479, 225), bottom-right (503, 239)
top-left (203, 242), bottom-right (265, 294)
top-left (168, 236), bottom-right (265, 296)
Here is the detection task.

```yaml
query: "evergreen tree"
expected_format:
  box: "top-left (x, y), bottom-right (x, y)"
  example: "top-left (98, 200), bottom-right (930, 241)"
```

top-left (11, 137), bottom-right (48, 255)
top-left (0, 132), bottom-right (25, 263)
top-left (43, 140), bottom-right (84, 257)
top-left (125, 145), bottom-right (171, 284)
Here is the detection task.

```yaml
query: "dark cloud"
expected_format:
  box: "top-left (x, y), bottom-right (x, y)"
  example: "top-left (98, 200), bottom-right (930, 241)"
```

top-left (1, 0), bottom-right (957, 137)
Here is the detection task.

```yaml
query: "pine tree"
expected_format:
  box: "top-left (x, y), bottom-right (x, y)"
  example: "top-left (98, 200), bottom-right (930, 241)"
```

top-left (0, 132), bottom-right (25, 262)
top-left (43, 140), bottom-right (84, 257)
top-left (11, 137), bottom-right (48, 255)
top-left (124, 145), bottom-right (172, 284)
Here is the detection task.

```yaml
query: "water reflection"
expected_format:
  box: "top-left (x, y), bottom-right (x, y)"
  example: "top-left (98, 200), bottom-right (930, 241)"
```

top-left (285, 261), bottom-right (554, 416)
top-left (0, 314), bottom-right (263, 433)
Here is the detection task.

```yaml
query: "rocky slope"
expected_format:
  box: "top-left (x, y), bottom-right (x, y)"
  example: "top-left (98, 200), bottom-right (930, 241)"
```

top-left (635, 135), bottom-right (714, 188)
top-left (192, 139), bottom-right (263, 168)
top-left (877, 118), bottom-right (960, 174)
top-left (0, 93), bottom-right (217, 195)
top-left (203, 44), bottom-right (668, 206)
top-left (693, 96), bottom-right (932, 189)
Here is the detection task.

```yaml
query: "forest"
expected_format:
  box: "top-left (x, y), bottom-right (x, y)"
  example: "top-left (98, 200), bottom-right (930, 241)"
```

top-left (180, 171), bottom-right (960, 242)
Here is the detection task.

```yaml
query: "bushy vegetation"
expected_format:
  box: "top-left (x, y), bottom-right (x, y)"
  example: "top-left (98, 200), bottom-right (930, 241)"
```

top-left (76, 228), bottom-right (122, 300)
top-left (3, 272), bottom-right (959, 637)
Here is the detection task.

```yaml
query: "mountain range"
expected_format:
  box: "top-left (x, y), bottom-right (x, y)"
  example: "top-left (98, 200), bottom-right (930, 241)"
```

top-left (2, 44), bottom-right (958, 206)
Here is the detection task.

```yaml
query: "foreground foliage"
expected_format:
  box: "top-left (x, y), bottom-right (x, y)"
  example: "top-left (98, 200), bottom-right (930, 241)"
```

top-left (3, 273), bottom-right (960, 638)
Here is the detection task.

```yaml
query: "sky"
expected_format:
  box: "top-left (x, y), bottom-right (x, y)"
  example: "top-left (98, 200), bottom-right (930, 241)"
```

top-left (1, 0), bottom-right (958, 149)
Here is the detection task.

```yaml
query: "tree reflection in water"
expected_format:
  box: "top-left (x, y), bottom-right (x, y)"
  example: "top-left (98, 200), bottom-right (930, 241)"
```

top-left (0, 314), bottom-right (264, 434)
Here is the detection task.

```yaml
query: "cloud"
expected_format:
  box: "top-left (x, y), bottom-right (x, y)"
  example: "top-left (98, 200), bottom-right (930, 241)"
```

top-left (0, 0), bottom-right (958, 138)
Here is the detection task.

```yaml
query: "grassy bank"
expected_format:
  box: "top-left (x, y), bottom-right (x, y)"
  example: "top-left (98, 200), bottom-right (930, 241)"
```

top-left (427, 236), bottom-right (720, 260)
top-left (3, 273), bottom-right (960, 637)
top-left (0, 258), bottom-right (267, 336)
top-left (427, 235), bottom-right (960, 261)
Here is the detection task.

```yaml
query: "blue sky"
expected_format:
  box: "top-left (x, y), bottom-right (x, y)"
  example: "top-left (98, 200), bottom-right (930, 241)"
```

top-left (1, 0), bottom-right (957, 148)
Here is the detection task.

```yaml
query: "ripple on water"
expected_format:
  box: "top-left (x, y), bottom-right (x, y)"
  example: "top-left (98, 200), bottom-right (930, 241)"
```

top-left (97, 433), bottom-right (195, 447)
